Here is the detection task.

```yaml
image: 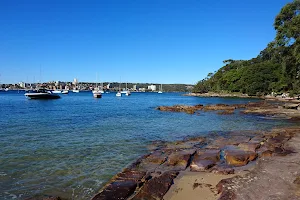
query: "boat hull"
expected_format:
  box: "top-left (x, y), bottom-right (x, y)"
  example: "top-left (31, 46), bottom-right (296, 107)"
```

top-left (93, 93), bottom-right (102, 98)
top-left (52, 90), bottom-right (62, 94)
top-left (25, 93), bottom-right (60, 99)
top-left (116, 92), bottom-right (122, 97)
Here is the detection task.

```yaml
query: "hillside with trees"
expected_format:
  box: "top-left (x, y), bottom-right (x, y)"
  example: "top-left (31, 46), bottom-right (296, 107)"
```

top-left (193, 0), bottom-right (300, 96)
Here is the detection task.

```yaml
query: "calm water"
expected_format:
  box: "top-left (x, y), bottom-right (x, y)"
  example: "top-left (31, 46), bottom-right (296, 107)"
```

top-left (0, 91), bottom-right (293, 199)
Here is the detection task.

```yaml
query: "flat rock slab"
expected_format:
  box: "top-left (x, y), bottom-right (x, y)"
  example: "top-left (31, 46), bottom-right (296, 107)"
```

top-left (131, 171), bottom-right (179, 200)
top-left (25, 197), bottom-right (63, 200)
top-left (92, 180), bottom-right (137, 200)
top-left (160, 150), bottom-right (195, 171)
top-left (224, 150), bottom-right (257, 167)
top-left (190, 159), bottom-right (216, 172)
top-left (283, 103), bottom-right (299, 109)
top-left (190, 150), bottom-right (221, 172)
top-left (216, 128), bottom-right (300, 200)
top-left (238, 142), bottom-right (260, 152)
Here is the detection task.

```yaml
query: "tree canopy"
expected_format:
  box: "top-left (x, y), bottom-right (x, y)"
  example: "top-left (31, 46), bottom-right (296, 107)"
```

top-left (193, 0), bottom-right (300, 96)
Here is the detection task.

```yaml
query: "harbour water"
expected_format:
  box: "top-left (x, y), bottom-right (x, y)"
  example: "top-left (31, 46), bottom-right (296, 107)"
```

top-left (0, 91), bottom-right (294, 199)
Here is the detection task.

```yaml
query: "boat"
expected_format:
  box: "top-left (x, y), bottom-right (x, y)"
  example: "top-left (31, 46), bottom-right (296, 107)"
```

top-left (126, 91), bottom-right (131, 96)
top-left (4, 88), bottom-right (9, 92)
top-left (158, 84), bottom-right (163, 93)
top-left (100, 81), bottom-right (104, 94)
top-left (116, 80), bottom-right (122, 97)
top-left (116, 91), bottom-right (122, 97)
top-left (124, 83), bottom-right (131, 96)
top-left (52, 90), bottom-right (62, 94)
top-left (72, 89), bottom-right (79, 93)
top-left (92, 73), bottom-right (102, 98)
top-left (62, 90), bottom-right (69, 94)
top-left (25, 89), bottom-right (60, 99)
top-left (93, 90), bottom-right (102, 98)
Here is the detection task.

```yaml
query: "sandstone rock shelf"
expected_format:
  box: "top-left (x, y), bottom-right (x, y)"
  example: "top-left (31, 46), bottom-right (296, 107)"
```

top-left (91, 127), bottom-right (299, 200)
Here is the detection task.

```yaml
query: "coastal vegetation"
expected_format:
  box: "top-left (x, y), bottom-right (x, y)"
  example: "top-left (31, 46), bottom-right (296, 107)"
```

top-left (193, 0), bottom-right (300, 96)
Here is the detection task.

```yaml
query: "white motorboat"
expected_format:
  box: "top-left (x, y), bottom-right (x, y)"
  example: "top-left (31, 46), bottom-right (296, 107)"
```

top-left (116, 92), bottom-right (122, 97)
top-left (25, 89), bottom-right (60, 99)
top-left (72, 89), bottom-right (79, 93)
top-left (93, 90), bottom-right (102, 98)
top-left (52, 90), bottom-right (62, 94)
top-left (62, 90), bottom-right (69, 94)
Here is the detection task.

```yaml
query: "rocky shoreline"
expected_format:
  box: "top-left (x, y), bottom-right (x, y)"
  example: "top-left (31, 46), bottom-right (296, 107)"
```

top-left (157, 100), bottom-right (300, 119)
top-left (183, 92), bottom-right (255, 98)
top-left (90, 126), bottom-right (300, 200)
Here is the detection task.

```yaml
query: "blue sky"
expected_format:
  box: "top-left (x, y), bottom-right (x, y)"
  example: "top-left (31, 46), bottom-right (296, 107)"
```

top-left (0, 0), bottom-right (292, 84)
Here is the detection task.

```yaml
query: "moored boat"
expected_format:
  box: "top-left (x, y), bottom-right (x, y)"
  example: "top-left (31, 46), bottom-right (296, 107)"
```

top-left (126, 91), bottom-right (131, 96)
top-left (158, 84), bottom-right (163, 93)
top-left (72, 89), bottom-right (79, 93)
top-left (25, 89), bottom-right (60, 99)
top-left (116, 91), bottom-right (122, 97)
top-left (92, 90), bottom-right (102, 98)
top-left (52, 90), bottom-right (62, 94)
top-left (62, 90), bottom-right (69, 94)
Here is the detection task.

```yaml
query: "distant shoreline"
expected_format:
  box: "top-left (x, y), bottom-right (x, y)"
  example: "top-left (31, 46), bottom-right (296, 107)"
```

top-left (184, 92), bottom-right (258, 98)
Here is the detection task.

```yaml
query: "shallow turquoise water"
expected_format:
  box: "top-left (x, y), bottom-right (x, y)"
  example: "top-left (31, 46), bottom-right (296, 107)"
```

top-left (0, 91), bottom-right (293, 199)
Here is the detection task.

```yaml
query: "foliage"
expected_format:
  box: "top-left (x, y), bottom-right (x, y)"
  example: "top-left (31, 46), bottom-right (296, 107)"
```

top-left (193, 0), bottom-right (300, 95)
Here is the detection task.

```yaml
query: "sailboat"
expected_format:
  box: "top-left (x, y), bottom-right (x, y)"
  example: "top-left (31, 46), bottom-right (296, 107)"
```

top-left (93, 73), bottom-right (102, 98)
top-left (100, 82), bottom-right (104, 94)
top-left (116, 82), bottom-right (122, 97)
top-left (121, 83), bottom-right (131, 96)
top-left (125, 83), bottom-right (131, 96)
top-left (158, 84), bottom-right (163, 93)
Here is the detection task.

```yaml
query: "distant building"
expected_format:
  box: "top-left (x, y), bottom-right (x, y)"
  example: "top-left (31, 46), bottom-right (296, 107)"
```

top-left (148, 85), bottom-right (156, 91)
top-left (19, 82), bottom-right (26, 88)
top-left (133, 85), bottom-right (137, 91)
top-left (139, 88), bottom-right (146, 92)
top-left (73, 78), bottom-right (78, 85)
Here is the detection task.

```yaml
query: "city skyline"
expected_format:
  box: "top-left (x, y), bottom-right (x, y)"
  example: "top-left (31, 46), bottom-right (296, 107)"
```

top-left (0, 0), bottom-right (291, 84)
